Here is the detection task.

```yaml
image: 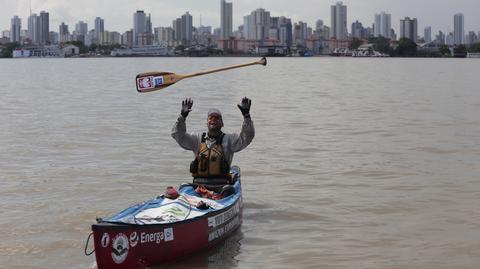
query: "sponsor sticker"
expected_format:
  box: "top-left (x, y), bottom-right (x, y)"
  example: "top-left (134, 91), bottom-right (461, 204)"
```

top-left (138, 76), bottom-right (153, 90)
top-left (111, 233), bottom-right (129, 264)
top-left (164, 228), bottom-right (174, 242)
top-left (129, 232), bottom-right (139, 248)
top-left (154, 76), bottom-right (164, 87)
top-left (101, 233), bottom-right (110, 248)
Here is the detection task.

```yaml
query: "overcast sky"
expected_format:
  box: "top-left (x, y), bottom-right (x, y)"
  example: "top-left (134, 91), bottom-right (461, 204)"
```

top-left (2, 0), bottom-right (480, 35)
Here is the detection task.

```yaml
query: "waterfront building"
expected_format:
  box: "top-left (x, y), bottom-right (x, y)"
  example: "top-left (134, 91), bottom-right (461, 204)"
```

top-left (243, 8), bottom-right (271, 41)
top-left (330, 1), bottom-right (348, 40)
top-left (154, 27), bottom-right (175, 46)
top-left (75, 21), bottom-right (88, 36)
top-left (351, 20), bottom-right (365, 39)
top-left (121, 30), bottom-right (133, 47)
top-left (28, 14), bottom-right (39, 44)
top-left (374, 12), bottom-right (391, 38)
top-left (278, 17), bottom-right (293, 47)
top-left (454, 13), bottom-right (464, 45)
top-left (133, 10), bottom-right (146, 46)
top-left (424, 26), bottom-right (432, 43)
top-left (59, 23), bottom-right (69, 42)
top-left (94, 17), bottom-right (104, 44)
top-left (465, 31), bottom-right (477, 45)
top-left (294, 21), bottom-right (308, 45)
top-left (74, 21), bottom-right (88, 43)
top-left (49, 31), bottom-right (59, 44)
top-left (400, 17), bottom-right (418, 42)
top-left (10, 16), bottom-right (21, 43)
top-left (2, 30), bottom-right (10, 38)
top-left (182, 12), bottom-right (193, 42)
top-left (172, 12), bottom-right (193, 44)
top-left (435, 31), bottom-right (445, 45)
top-left (220, 0), bottom-right (233, 39)
top-left (39, 11), bottom-right (49, 44)
top-left (446, 32), bottom-right (454, 46)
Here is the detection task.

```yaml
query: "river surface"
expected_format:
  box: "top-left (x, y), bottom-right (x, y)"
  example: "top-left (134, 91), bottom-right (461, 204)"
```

top-left (1, 57), bottom-right (480, 269)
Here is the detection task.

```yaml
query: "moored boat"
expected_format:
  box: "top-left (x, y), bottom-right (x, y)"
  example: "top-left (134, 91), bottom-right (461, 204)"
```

top-left (90, 166), bottom-right (243, 269)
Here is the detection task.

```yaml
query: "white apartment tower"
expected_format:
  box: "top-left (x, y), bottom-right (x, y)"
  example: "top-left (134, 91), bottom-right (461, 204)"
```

top-left (330, 2), bottom-right (347, 39)
top-left (220, 0), bottom-right (233, 39)
top-left (374, 12), bottom-right (391, 38)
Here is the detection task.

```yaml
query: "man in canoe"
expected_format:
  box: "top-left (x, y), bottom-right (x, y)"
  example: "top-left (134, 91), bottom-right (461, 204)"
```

top-left (172, 97), bottom-right (255, 192)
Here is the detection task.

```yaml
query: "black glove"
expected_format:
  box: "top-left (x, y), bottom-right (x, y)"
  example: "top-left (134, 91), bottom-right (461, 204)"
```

top-left (181, 98), bottom-right (193, 118)
top-left (237, 97), bottom-right (251, 118)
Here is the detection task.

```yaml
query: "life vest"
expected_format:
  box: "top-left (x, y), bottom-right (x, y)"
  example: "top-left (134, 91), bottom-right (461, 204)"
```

top-left (191, 133), bottom-right (230, 179)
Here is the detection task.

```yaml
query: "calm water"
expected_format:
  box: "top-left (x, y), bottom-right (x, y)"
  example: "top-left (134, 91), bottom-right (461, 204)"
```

top-left (1, 57), bottom-right (480, 269)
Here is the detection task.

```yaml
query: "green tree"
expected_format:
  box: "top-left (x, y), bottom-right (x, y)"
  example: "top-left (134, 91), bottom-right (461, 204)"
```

top-left (368, 36), bottom-right (391, 54)
top-left (468, 42), bottom-right (480, 53)
top-left (349, 38), bottom-right (363, 50)
top-left (394, 38), bottom-right (417, 57)
top-left (439, 45), bottom-right (451, 56)
top-left (0, 42), bottom-right (21, 58)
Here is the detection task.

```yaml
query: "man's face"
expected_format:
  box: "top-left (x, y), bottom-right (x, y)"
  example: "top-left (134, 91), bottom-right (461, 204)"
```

top-left (207, 114), bottom-right (223, 132)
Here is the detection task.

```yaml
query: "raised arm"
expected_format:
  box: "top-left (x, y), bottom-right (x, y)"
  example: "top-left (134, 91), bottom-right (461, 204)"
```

top-left (171, 98), bottom-right (199, 152)
top-left (230, 97), bottom-right (255, 152)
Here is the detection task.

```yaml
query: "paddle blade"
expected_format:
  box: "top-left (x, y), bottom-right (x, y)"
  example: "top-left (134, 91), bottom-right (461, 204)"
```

top-left (135, 72), bottom-right (181, 93)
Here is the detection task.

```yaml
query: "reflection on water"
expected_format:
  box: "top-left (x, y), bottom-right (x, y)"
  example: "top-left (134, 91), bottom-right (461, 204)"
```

top-left (148, 229), bottom-right (242, 269)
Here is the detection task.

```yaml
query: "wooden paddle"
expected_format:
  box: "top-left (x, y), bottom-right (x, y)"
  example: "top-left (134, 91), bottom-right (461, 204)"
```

top-left (135, 57), bottom-right (267, 93)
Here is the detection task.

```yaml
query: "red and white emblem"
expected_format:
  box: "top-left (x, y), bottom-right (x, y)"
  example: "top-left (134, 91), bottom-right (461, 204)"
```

top-left (138, 77), bottom-right (153, 90)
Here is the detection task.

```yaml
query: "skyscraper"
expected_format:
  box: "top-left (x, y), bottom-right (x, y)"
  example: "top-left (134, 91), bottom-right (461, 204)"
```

top-left (75, 21), bottom-right (88, 36)
top-left (39, 11), bottom-right (49, 44)
top-left (243, 8), bottom-right (271, 41)
top-left (10, 16), bottom-right (21, 43)
top-left (220, 0), bottom-right (233, 39)
top-left (133, 11), bottom-right (146, 45)
top-left (181, 12), bottom-right (193, 42)
top-left (59, 22), bottom-right (69, 42)
top-left (94, 17), bottom-right (104, 43)
top-left (424, 26), bottom-right (432, 42)
top-left (28, 13), bottom-right (40, 44)
top-left (374, 12), bottom-right (391, 38)
top-left (351, 20), bottom-right (365, 39)
top-left (330, 2), bottom-right (347, 40)
top-left (400, 17), bottom-right (418, 42)
top-left (454, 13), bottom-right (464, 45)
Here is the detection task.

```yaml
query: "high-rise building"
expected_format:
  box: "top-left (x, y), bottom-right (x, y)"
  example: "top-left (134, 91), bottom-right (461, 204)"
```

top-left (454, 13), bottom-right (464, 45)
top-left (400, 17), bottom-right (418, 42)
top-left (146, 14), bottom-right (152, 34)
top-left (278, 17), bottom-right (293, 47)
top-left (39, 11), bottom-right (49, 44)
top-left (424, 26), bottom-right (432, 42)
top-left (243, 8), bottom-right (271, 41)
top-left (330, 1), bottom-right (347, 39)
top-left (435, 30), bottom-right (445, 45)
top-left (351, 20), bottom-right (365, 39)
top-left (75, 21), bottom-right (88, 36)
top-left (172, 12), bottom-right (193, 44)
top-left (181, 12), bottom-right (193, 42)
top-left (10, 16), bottom-right (21, 43)
top-left (94, 17), bottom-right (104, 43)
top-left (466, 31), bottom-right (477, 45)
top-left (293, 21), bottom-right (308, 45)
top-left (374, 12), bottom-right (391, 38)
top-left (28, 13), bottom-right (40, 44)
top-left (446, 32), bottom-right (454, 46)
top-left (59, 22), bottom-right (69, 42)
top-left (133, 10), bottom-right (146, 45)
top-left (220, 0), bottom-right (233, 39)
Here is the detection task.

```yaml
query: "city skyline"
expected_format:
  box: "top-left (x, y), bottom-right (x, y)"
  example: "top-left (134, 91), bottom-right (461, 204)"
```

top-left (2, 0), bottom-right (480, 35)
